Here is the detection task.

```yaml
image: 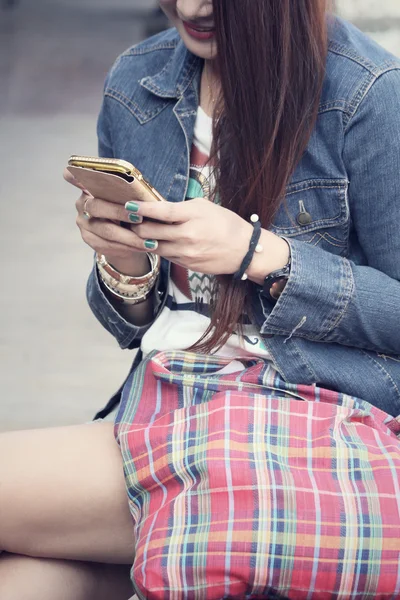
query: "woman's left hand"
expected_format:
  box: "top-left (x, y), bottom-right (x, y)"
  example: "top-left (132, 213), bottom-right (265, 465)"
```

top-left (128, 197), bottom-right (289, 279)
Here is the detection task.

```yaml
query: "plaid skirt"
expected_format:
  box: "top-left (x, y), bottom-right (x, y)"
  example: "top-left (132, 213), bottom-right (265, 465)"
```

top-left (115, 350), bottom-right (400, 600)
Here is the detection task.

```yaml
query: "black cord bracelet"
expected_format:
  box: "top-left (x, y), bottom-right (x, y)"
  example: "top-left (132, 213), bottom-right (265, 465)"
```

top-left (233, 218), bottom-right (263, 281)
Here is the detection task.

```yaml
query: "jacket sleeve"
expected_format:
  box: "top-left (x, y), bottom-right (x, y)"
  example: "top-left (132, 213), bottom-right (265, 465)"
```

top-left (259, 68), bottom-right (400, 355)
top-left (85, 92), bottom-right (163, 349)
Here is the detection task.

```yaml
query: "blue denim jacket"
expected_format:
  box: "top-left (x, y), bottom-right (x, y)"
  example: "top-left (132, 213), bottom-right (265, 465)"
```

top-left (88, 17), bottom-right (400, 417)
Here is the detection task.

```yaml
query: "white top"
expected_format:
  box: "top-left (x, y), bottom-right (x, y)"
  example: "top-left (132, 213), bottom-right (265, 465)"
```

top-left (141, 106), bottom-right (271, 363)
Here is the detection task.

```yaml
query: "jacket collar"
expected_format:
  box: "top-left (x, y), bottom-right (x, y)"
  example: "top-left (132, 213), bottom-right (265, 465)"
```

top-left (140, 38), bottom-right (202, 99)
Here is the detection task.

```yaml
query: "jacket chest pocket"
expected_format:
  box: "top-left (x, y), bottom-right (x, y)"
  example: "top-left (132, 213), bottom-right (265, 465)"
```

top-left (270, 179), bottom-right (350, 255)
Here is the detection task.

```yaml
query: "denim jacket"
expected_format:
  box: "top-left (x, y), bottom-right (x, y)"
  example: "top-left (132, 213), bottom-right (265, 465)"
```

top-left (88, 17), bottom-right (400, 417)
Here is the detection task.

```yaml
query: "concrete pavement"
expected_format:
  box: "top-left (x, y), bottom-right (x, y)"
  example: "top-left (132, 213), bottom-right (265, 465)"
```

top-left (0, 0), bottom-right (148, 430)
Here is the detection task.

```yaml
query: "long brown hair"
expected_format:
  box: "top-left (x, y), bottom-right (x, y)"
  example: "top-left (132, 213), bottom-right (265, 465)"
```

top-left (193, 0), bottom-right (329, 353)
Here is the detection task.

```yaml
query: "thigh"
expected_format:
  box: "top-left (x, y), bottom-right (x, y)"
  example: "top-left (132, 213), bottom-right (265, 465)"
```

top-left (0, 422), bottom-right (135, 564)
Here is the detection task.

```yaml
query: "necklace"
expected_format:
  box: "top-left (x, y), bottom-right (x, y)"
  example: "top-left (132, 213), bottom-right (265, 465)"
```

top-left (203, 62), bottom-right (220, 115)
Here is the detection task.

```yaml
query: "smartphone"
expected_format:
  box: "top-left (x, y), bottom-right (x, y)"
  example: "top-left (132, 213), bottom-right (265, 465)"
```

top-left (67, 155), bottom-right (165, 204)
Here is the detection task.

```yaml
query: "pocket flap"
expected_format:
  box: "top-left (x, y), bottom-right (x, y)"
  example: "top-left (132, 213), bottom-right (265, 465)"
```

top-left (271, 178), bottom-right (349, 237)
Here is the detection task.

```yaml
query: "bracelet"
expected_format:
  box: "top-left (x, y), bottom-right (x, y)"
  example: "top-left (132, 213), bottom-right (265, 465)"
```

top-left (262, 257), bottom-right (291, 303)
top-left (96, 252), bottom-right (160, 286)
top-left (233, 214), bottom-right (263, 281)
top-left (100, 278), bottom-right (156, 305)
top-left (96, 253), bottom-right (160, 305)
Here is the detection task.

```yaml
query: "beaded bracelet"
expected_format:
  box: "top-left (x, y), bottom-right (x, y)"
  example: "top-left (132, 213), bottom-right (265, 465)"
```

top-left (233, 214), bottom-right (263, 281)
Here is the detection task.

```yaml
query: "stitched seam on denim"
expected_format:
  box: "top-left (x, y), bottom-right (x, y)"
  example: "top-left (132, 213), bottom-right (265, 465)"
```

top-left (105, 89), bottom-right (143, 116)
top-left (105, 89), bottom-right (169, 123)
top-left (262, 329), bottom-right (319, 380)
top-left (91, 302), bottom-right (133, 344)
top-left (141, 53), bottom-right (199, 98)
top-left (274, 212), bottom-right (345, 225)
top-left (341, 185), bottom-right (351, 256)
top-left (319, 257), bottom-right (354, 337)
top-left (286, 185), bottom-right (346, 195)
top-left (344, 73), bottom-right (376, 129)
top-left (289, 342), bottom-right (318, 381)
top-left (318, 106), bottom-right (351, 117)
top-left (97, 301), bottom-right (141, 344)
top-left (124, 42), bottom-right (178, 57)
top-left (286, 181), bottom-right (348, 194)
top-left (307, 233), bottom-right (346, 248)
top-left (319, 100), bottom-right (349, 109)
top-left (178, 111), bottom-right (198, 117)
top-left (107, 88), bottom-right (167, 117)
top-left (328, 41), bottom-right (399, 75)
top-left (119, 328), bottom-right (142, 348)
top-left (361, 351), bottom-right (400, 401)
top-left (141, 81), bottom-right (175, 98)
top-left (274, 222), bottom-right (347, 236)
top-left (263, 257), bottom-right (353, 341)
top-left (258, 343), bottom-right (286, 380)
top-left (314, 231), bottom-right (346, 244)
top-left (344, 67), bottom-right (400, 133)
top-left (318, 100), bottom-right (353, 116)
top-left (274, 183), bottom-right (349, 235)
top-left (177, 57), bottom-right (201, 97)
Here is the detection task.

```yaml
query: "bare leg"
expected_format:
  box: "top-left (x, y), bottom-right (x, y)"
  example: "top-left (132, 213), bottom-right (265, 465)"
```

top-left (0, 421), bottom-right (134, 561)
top-left (0, 553), bottom-right (133, 600)
top-left (0, 422), bottom-right (136, 597)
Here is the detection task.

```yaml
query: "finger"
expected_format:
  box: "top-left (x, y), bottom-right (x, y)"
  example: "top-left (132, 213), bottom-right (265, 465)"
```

top-left (76, 195), bottom-right (143, 224)
top-left (151, 241), bottom-right (191, 264)
top-left (126, 200), bottom-right (191, 224)
top-left (80, 228), bottom-right (146, 258)
top-left (77, 216), bottom-right (148, 251)
top-left (76, 193), bottom-right (90, 215)
top-left (63, 168), bottom-right (90, 194)
top-left (133, 221), bottom-right (185, 242)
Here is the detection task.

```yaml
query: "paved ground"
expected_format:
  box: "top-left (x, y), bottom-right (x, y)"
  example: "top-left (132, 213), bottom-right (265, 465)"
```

top-left (0, 0), bottom-right (151, 431)
top-left (1, 1), bottom-right (399, 433)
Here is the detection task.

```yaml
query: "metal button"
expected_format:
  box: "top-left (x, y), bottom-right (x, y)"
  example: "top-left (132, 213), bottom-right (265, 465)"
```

top-left (296, 211), bottom-right (312, 226)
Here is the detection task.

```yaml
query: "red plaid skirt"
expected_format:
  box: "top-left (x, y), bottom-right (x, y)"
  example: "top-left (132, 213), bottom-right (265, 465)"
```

top-left (115, 351), bottom-right (400, 599)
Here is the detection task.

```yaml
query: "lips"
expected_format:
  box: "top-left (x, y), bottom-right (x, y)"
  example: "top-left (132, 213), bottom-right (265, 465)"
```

top-left (182, 20), bottom-right (216, 41)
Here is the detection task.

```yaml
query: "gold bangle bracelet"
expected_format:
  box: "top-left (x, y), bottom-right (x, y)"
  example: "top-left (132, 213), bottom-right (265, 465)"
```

top-left (96, 252), bottom-right (160, 286)
top-left (100, 278), bottom-right (155, 305)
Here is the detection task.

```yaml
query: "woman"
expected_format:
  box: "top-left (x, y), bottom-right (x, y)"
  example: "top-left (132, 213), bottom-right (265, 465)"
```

top-left (1, 1), bottom-right (400, 598)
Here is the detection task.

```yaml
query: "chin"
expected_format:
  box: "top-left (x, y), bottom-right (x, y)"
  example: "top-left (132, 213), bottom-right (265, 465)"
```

top-left (177, 25), bottom-right (217, 60)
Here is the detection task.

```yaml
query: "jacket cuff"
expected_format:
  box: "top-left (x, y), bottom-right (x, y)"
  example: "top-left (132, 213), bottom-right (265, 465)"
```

top-left (259, 238), bottom-right (354, 341)
top-left (86, 264), bottom-right (153, 349)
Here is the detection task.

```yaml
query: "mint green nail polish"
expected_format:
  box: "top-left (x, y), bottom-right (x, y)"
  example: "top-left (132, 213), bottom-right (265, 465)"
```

top-left (128, 214), bottom-right (141, 223)
top-left (125, 201), bottom-right (140, 212)
top-left (144, 239), bottom-right (158, 250)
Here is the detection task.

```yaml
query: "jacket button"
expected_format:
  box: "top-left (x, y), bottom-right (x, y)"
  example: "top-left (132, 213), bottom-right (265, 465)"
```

top-left (296, 211), bottom-right (312, 226)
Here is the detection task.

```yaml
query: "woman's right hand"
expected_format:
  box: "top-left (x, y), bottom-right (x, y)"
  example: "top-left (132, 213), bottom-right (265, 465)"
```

top-left (64, 169), bottom-right (150, 276)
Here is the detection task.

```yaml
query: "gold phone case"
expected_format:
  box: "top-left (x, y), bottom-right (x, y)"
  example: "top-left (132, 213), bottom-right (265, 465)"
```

top-left (67, 155), bottom-right (164, 203)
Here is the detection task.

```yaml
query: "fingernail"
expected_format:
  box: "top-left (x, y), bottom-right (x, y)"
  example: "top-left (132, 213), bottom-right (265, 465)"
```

top-left (125, 201), bottom-right (140, 213)
top-left (144, 239), bottom-right (158, 250)
top-left (128, 214), bottom-right (142, 223)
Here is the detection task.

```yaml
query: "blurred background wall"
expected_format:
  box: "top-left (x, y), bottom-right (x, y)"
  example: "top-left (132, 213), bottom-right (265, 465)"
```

top-left (0, 1), bottom-right (399, 431)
